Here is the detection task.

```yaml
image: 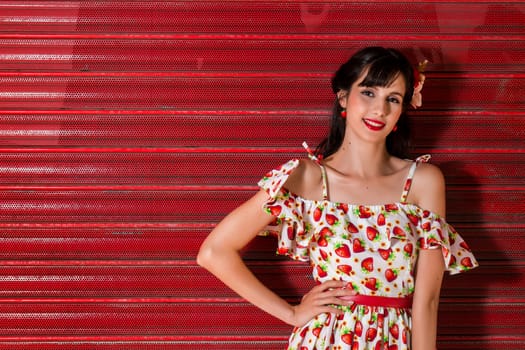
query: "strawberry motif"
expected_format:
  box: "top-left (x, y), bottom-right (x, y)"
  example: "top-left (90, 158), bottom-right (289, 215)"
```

top-left (313, 205), bottom-right (323, 222)
top-left (385, 268), bottom-right (398, 282)
top-left (315, 264), bottom-right (328, 278)
top-left (349, 302), bottom-right (358, 313)
top-left (436, 228), bottom-right (445, 240)
top-left (421, 221), bottom-right (431, 231)
top-left (449, 254), bottom-right (457, 267)
top-left (266, 205), bottom-right (282, 216)
top-left (378, 248), bottom-right (392, 261)
top-left (376, 313), bottom-right (384, 328)
top-left (269, 216), bottom-right (280, 226)
top-left (287, 226), bottom-right (295, 240)
top-left (427, 236), bottom-right (439, 246)
top-left (324, 312), bottom-right (332, 326)
top-left (299, 327), bottom-right (308, 338)
top-left (364, 277), bottom-right (380, 291)
top-left (392, 226), bottom-right (406, 237)
top-left (335, 242), bottom-right (351, 258)
top-left (366, 226), bottom-right (379, 241)
top-left (461, 257), bottom-right (474, 268)
top-left (377, 213), bottom-right (386, 226)
top-left (340, 328), bottom-right (353, 345)
top-left (277, 247), bottom-right (289, 255)
top-left (389, 323), bottom-right (399, 339)
top-left (319, 226), bottom-right (334, 238)
top-left (384, 203), bottom-right (399, 212)
top-left (403, 243), bottom-right (413, 257)
top-left (317, 235), bottom-right (328, 247)
top-left (347, 222), bottom-right (359, 233)
top-left (341, 334), bottom-right (352, 345)
top-left (319, 249), bottom-right (329, 261)
top-left (356, 205), bottom-right (372, 218)
top-left (361, 257), bottom-right (374, 272)
top-left (337, 264), bottom-right (352, 275)
top-left (354, 321), bottom-right (363, 336)
top-left (460, 241), bottom-right (472, 251)
top-left (352, 238), bottom-right (365, 253)
top-left (312, 321), bottom-right (323, 337)
top-left (417, 237), bottom-right (426, 249)
top-left (404, 178), bottom-right (412, 192)
top-left (389, 345), bottom-right (398, 350)
top-left (406, 213), bottom-right (419, 226)
top-left (365, 327), bottom-right (377, 341)
top-left (326, 214), bottom-right (339, 225)
top-left (337, 203), bottom-right (349, 214)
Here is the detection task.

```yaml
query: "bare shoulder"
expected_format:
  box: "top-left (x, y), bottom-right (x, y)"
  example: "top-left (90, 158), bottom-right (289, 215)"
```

top-left (283, 158), bottom-right (324, 199)
top-left (410, 162), bottom-right (446, 216)
top-left (413, 162), bottom-right (445, 189)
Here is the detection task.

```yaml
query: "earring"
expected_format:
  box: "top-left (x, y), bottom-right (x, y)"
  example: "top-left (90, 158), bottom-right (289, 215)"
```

top-left (340, 110), bottom-right (347, 119)
top-left (392, 125), bottom-right (398, 132)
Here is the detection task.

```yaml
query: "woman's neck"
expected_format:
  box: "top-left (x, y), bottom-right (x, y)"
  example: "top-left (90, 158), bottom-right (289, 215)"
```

top-left (325, 139), bottom-right (392, 179)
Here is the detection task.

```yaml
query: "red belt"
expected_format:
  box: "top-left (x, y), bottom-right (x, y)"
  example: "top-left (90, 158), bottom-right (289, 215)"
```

top-left (340, 294), bottom-right (413, 309)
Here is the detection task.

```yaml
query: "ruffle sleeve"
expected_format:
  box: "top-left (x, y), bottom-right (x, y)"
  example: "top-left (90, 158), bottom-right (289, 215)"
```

top-left (418, 213), bottom-right (479, 275)
top-left (257, 159), bottom-right (311, 262)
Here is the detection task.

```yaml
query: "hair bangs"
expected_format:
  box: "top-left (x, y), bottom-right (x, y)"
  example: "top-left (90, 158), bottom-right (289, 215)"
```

top-left (358, 57), bottom-right (403, 88)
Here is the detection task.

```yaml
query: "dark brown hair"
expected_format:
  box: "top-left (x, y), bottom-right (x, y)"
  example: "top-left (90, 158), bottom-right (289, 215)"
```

top-left (317, 47), bottom-right (415, 159)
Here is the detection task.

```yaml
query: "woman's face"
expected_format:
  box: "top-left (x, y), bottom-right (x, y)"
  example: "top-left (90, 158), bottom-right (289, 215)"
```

top-left (339, 71), bottom-right (406, 142)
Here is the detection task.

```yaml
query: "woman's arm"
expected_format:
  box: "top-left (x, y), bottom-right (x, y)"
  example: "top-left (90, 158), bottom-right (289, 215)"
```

top-left (197, 189), bottom-right (355, 327)
top-left (410, 163), bottom-right (446, 350)
top-left (411, 248), bottom-right (445, 349)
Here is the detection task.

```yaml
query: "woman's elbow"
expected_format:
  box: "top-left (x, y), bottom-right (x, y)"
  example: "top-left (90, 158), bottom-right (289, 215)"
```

top-left (196, 242), bottom-right (215, 270)
top-left (413, 292), bottom-right (441, 316)
top-left (197, 238), bottom-right (233, 269)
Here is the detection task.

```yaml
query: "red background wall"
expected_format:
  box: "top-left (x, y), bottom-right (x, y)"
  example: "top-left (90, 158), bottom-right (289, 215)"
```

top-left (0, 1), bottom-right (524, 349)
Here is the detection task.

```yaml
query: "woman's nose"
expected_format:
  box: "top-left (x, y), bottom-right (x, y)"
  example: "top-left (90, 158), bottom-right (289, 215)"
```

top-left (371, 98), bottom-right (388, 117)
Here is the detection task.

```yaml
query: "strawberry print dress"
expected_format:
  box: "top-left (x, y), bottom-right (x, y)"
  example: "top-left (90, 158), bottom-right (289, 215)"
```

top-left (258, 150), bottom-right (478, 350)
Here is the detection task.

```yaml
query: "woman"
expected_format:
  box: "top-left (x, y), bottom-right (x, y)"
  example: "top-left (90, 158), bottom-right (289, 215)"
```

top-left (197, 46), bottom-right (478, 349)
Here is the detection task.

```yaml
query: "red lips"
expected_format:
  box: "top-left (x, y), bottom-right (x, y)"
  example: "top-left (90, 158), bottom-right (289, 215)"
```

top-left (363, 118), bottom-right (385, 131)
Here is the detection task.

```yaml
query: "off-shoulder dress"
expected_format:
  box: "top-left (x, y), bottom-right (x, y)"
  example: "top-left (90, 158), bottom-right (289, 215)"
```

top-left (257, 149), bottom-right (478, 350)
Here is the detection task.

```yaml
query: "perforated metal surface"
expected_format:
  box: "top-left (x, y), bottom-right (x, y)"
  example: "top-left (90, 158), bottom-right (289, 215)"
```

top-left (0, 1), bottom-right (524, 349)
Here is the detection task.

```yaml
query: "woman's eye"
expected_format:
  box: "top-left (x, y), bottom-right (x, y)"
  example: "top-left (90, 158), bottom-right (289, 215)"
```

top-left (361, 90), bottom-right (374, 97)
top-left (388, 97), bottom-right (401, 104)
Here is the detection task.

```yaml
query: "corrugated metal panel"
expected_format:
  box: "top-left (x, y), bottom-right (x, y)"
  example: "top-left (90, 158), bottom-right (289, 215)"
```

top-left (0, 1), bottom-right (524, 349)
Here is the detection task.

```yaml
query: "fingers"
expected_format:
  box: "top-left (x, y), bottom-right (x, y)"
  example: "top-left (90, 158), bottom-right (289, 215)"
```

top-left (314, 296), bottom-right (349, 308)
top-left (315, 280), bottom-right (357, 296)
top-left (314, 279), bottom-right (347, 291)
top-left (292, 280), bottom-right (357, 327)
top-left (316, 306), bottom-right (344, 318)
top-left (314, 292), bottom-right (352, 307)
top-left (305, 280), bottom-right (356, 307)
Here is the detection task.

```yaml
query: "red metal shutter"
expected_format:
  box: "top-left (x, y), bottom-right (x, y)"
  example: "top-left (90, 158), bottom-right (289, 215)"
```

top-left (0, 1), bottom-right (524, 349)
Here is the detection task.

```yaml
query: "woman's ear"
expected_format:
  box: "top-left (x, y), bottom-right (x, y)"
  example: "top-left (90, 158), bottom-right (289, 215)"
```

top-left (336, 90), bottom-right (348, 109)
